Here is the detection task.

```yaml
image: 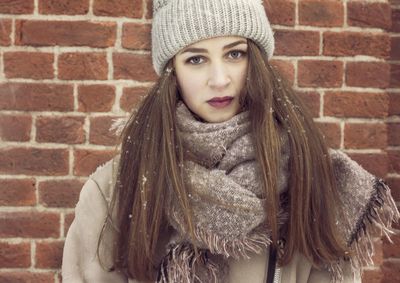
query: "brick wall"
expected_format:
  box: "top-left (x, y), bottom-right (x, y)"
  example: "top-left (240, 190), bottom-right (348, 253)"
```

top-left (0, 0), bottom-right (398, 282)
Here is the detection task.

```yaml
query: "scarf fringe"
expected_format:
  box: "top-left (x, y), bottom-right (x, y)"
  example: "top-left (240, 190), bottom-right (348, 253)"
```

top-left (157, 243), bottom-right (218, 283)
top-left (328, 178), bottom-right (400, 283)
top-left (193, 226), bottom-right (271, 260)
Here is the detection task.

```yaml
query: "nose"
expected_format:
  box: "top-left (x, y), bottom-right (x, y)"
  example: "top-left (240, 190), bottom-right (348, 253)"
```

top-left (207, 62), bottom-right (231, 90)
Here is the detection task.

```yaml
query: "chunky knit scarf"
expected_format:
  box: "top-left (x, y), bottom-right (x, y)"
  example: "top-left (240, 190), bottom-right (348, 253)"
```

top-left (147, 102), bottom-right (399, 283)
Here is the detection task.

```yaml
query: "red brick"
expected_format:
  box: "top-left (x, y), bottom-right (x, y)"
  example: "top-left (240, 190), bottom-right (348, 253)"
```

top-left (348, 2), bottom-right (391, 30)
top-left (270, 59), bottom-right (295, 86)
top-left (122, 23), bottom-right (151, 50)
top-left (39, 0), bottom-right (89, 15)
top-left (346, 62), bottom-right (390, 88)
top-left (78, 84), bottom-right (115, 112)
top-left (39, 179), bottom-right (83, 208)
top-left (388, 123), bottom-right (400, 146)
top-left (294, 91), bottom-right (320, 118)
top-left (0, 242), bottom-right (30, 268)
top-left (0, 148), bottom-right (69, 176)
top-left (0, 0), bottom-right (34, 14)
top-left (361, 269), bottom-right (384, 283)
top-left (113, 53), bottom-right (157, 81)
top-left (299, 0), bottom-right (344, 27)
top-left (298, 60), bottom-right (343, 87)
top-left (89, 116), bottom-right (121, 146)
top-left (73, 149), bottom-right (116, 176)
top-left (0, 83), bottom-right (74, 112)
top-left (0, 19), bottom-right (12, 46)
top-left (4, 52), bottom-right (54, 79)
top-left (346, 153), bottom-right (388, 178)
top-left (323, 32), bottom-right (390, 59)
top-left (390, 63), bottom-right (400, 88)
top-left (315, 122), bottom-right (341, 149)
top-left (64, 213), bottom-right (75, 236)
top-left (0, 272), bottom-right (54, 283)
top-left (324, 92), bottom-right (389, 118)
top-left (35, 241), bottom-right (64, 269)
top-left (389, 92), bottom-right (400, 115)
top-left (382, 261), bottom-right (400, 283)
top-left (15, 20), bottom-right (116, 48)
top-left (0, 212), bottom-right (59, 238)
top-left (58, 52), bottom-right (108, 80)
top-left (383, 232), bottom-right (400, 258)
top-left (388, 150), bottom-right (400, 174)
top-left (120, 87), bottom-right (149, 112)
top-left (36, 116), bottom-right (85, 144)
top-left (145, 0), bottom-right (152, 19)
top-left (93, 0), bottom-right (143, 18)
top-left (391, 9), bottom-right (400, 33)
top-left (275, 30), bottom-right (320, 56)
top-left (0, 114), bottom-right (31, 141)
top-left (0, 178), bottom-right (36, 206)
top-left (265, 0), bottom-right (295, 26)
top-left (344, 123), bottom-right (387, 149)
top-left (387, 178), bottom-right (400, 202)
top-left (391, 36), bottom-right (400, 60)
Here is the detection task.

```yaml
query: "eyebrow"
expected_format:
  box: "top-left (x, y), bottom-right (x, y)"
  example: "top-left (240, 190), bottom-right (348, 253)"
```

top-left (179, 40), bottom-right (247, 55)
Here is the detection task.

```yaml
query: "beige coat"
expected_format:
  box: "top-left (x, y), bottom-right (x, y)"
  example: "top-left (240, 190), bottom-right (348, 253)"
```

top-left (62, 158), bottom-right (361, 283)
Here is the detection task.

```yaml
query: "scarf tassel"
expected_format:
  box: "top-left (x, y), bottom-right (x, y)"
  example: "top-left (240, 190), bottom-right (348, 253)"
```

top-left (157, 243), bottom-right (218, 283)
top-left (328, 178), bottom-right (400, 283)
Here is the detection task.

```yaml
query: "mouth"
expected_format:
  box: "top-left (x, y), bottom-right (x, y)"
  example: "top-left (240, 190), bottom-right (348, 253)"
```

top-left (207, 96), bottom-right (234, 108)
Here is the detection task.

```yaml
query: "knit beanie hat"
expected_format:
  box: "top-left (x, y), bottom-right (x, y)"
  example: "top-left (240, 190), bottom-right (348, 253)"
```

top-left (151, 0), bottom-right (275, 76)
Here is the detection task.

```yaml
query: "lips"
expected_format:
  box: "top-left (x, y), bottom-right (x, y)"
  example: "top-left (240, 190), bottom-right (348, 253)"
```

top-left (207, 96), bottom-right (234, 108)
top-left (207, 96), bottom-right (233, 103)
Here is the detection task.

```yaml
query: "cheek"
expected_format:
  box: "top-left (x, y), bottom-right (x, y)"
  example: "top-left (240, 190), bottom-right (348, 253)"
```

top-left (178, 73), bottom-right (203, 100)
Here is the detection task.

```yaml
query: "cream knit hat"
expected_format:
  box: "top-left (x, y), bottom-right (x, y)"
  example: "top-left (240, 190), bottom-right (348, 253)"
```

top-left (151, 0), bottom-right (275, 76)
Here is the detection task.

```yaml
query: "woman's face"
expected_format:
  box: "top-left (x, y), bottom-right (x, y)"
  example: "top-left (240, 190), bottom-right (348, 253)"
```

top-left (173, 36), bottom-right (248, 123)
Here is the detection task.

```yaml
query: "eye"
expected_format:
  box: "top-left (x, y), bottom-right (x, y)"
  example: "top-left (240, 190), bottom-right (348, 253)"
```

top-left (186, 56), bottom-right (205, 65)
top-left (228, 50), bottom-right (247, 60)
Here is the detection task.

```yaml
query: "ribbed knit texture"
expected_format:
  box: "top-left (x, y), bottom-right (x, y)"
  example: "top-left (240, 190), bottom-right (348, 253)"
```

top-left (151, 0), bottom-right (275, 76)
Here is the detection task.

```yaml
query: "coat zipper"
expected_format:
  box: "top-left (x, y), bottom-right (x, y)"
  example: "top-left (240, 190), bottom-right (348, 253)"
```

top-left (273, 266), bottom-right (281, 283)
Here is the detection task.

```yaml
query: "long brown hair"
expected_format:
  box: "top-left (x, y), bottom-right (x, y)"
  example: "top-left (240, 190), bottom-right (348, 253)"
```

top-left (102, 39), bottom-right (348, 281)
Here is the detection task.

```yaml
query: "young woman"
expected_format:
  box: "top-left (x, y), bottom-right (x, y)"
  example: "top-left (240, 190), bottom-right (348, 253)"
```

top-left (62, 0), bottom-right (399, 282)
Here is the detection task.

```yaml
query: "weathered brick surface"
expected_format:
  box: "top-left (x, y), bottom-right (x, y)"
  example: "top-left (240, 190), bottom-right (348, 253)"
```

top-left (0, 272), bottom-right (54, 283)
top-left (298, 60), bottom-right (343, 87)
top-left (58, 52), bottom-right (108, 80)
top-left (89, 116), bottom-right (121, 146)
top-left (0, 179), bottom-right (36, 206)
top-left (315, 122), bottom-right (341, 149)
top-left (348, 2), bottom-right (391, 30)
top-left (324, 92), bottom-right (389, 118)
top-left (0, 148), bottom-right (69, 176)
top-left (299, 0), bottom-right (344, 27)
top-left (120, 87), bottom-right (149, 112)
top-left (39, 0), bottom-right (90, 15)
top-left (270, 59), bottom-right (295, 86)
top-left (0, 242), bottom-right (31, 268)
top-left (35, 241), bottom-right (64, 269)
top-left (36, 116), bottom-right (85, 144)
top-left (0, 83), bottom-right (74, 111)
top-left (113, 53), bottom-right (157, 81)
top-left (122, 23), bottom-right (151, 50)
top-left (39, 179), bottom-right (83, 208)
top-left (78, 85), bottom-right (116, 112)
top-left (0, 212), bottom-right (59, 238)
top-left (93, 0), bottom-right (143, 18)
top-left (294, 91), bottom-right (320, 118)
top-left (323, 32), bottom-right (390, 58)
top-left (73, 149), bottom-right (116, 176)
top-left (0, 0), bottom-right (34, 14)
top-left (0, 19), bottom-right (12, 46)
top-left (265, 0), bottom-right (295, 26)
top-left (16, 20), bottom-right (116, 47)
top-left (275, 30), bottom-right (320, 56)
top-left (347, 153), bottom-right (388, 178)
top-left (346, 62), bottom-right (390, 88)
top-left (344, 123), bottom-right (387, 149)
top-left (0, 114), bottom-right (32, 141)
top-left (4, 52), bottom-right (54, 80)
